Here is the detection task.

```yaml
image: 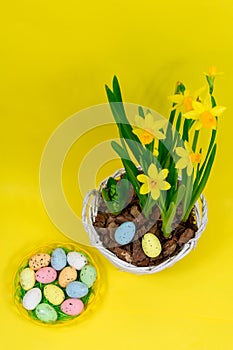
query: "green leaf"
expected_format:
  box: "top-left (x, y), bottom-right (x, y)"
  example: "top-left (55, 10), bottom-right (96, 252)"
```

top-left (174, 184), bottom-right (186, 207)
top-left (102, 188), bottom-right (110, 201)
top-left (138, 106), bottom-right (145, 118)
top-left (162, 202), bottom-right (176, 237)
top-left (182, 119), bottom-right (192, 141)
top-left (145, 139), bottom-right (155, 159)
top-left (192, 130), bottom-right (199, 152)
top-left (111, 140), bottom-right (128, 160)
top-left (112, 75), bottom-right (123, 102)
top-left (194, 144), bottom-right (216, 199)
top-left (185, 144), bottom-right (217, 220)
top-left (199, 129), bottom-right (216, 177)
top-left (182, 170), bottom-right (193, 217)
top-left (211, 95), bottom-right (216, 107)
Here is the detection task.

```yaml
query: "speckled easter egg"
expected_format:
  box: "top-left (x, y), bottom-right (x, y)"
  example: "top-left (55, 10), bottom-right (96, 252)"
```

top-left (29, 253), bottom-right (51, 271)
top-left (67, 251), bottom-right (87, 270)
top-left (114, 221), bottom-right (136, 245)
top-left (80, 265), bottom-right (97, 288)
top-left (66, 281), bottom-right (89, 298)
top-left (44, 284), bottom-right (65, 305)
top-left (22, 287), bottom-right (42, 310)
top-left (61, 298), bottom-right (84, 316)
top-left (20, 267), bottom-right (35, 291)
top-left (51, 248), bottom-right (67, 271)
top-left (35, 303), bottom-right (57, 323)
top-left (35, 267), bottom-right (57, 283)
top-left (142, 233), bottom-right (162, 258)
top-left (58, 266), bottom-right (77, 288)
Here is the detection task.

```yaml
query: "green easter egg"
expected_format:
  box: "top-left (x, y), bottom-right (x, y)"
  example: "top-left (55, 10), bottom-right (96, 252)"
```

top-left (80, 265), bottom-right (97, 288)
top-left (35, 303), bottom-right (57, 323)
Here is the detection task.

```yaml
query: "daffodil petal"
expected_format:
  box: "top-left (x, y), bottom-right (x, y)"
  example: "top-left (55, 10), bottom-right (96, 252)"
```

top-left (193, 86), bottom-right (206, 99)
top-left (211, 106), bottom-right (226, 116)
top-left (154, 118), bottom-right (167, 129)
top-left (183, 110), bottom-right (199, 119)
top-left (176, 158), bottom-right (188, 170)
top-left (154, 130), bottom-right (165, 140)
top-left (192, 101), bottom-right (205, 114)
top-left (159, 181), bottom-right (171, 190)
top-left (168, 94), bottom-right (183, 104)
top-left (195, 120), bottom-right (202, 130)
top-left (145, 113), bottom-right (154, 126)
top-left (151, 188), bottom-right (160, 200)
top-left (158, 169), bottom-right (169, 180)
top-left (140, 183), bottom-right (149, 195)
top-left (137, 174), bottom-right (148, 184)
top-left (148, 163), bottom-right (158, 179)
top-left (132, 127), bottom-right (142, 139)
top-left (176, 147), bottom-right (188, 157)
top-left (135, 115), bottom-right (145, 129)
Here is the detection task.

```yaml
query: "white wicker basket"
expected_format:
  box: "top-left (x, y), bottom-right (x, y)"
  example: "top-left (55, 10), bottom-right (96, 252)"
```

top-left (82, 168), bottom-right (208, 274)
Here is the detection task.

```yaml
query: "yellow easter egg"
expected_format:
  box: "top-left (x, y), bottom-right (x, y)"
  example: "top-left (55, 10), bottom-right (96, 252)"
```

top-left (20, 267), bottom-right (36, 291)
top-left (44, 284), bottom-right (65, 305)
top-left (142, 233), bottom-right (162, 258)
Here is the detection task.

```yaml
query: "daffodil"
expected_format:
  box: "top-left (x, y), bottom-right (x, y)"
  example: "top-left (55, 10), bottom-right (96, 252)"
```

top-left (204, 66), bottom-right (223, 78)
top-left (132, 113), bottom-right (166, 145)
top-left (183, 101), bottom-right (226, 130)
top-left (175, 143), bottom-right (202, 176)
top-left (169, 87), bottom-right (205, 114)
top-left (137, 163), bottom-right (171, 200)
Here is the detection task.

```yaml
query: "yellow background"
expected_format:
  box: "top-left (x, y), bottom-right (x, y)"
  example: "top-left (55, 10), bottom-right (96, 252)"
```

top-left (1, 0), bottom-right (233, 349)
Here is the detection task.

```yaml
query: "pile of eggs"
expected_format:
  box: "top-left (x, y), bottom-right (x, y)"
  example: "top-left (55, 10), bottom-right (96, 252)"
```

top-left (16, 246), bottom-right (97, 324)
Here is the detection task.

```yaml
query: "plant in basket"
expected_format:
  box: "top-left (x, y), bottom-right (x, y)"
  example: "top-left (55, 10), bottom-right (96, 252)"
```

top-left (82, 67), bottom-right (225, 274)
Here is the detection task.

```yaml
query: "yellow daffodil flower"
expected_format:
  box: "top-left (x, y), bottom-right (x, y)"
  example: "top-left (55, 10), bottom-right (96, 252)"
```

top-left (137, 163), bottom-right (171, 200)
top-left (132, 113), bottom-right (167, 145)
top-left (204, 66), bottom-right (223, 78)
top-left (183, 101), bottom-right (226, 130)
top-left (169, 87), bottom-right (205, 114)
top-left (175, 143), bottom-right (202, 176)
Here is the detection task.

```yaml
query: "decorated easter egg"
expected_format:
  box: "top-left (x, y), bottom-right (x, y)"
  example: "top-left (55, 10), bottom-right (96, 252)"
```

top-left (35, 303), bottom-right (57, 323)
top-left (44, 284), bottom-right (65, 305)
top-left (20, 268), bottom-right (35, 291)
top-left (58, 266), bottom-right (77, 288)
top-left (142, 233), bottom-right (162, 258)
top-left (67, 251), bottom-right (87, 270)
top-left (35, 267), bottom-right (57, 283)
top-left (61, 298), bottom-right (84, 316)
top-left (22, 287), bottom-right (42, 310)
top-left (114, 221), bottom-right (136, 245)
top-left (80, 265), bottom-right (97, 288)
top-left (51, 248), bottom-right (67, 271)
top-left (29, 253), bottom-right (51, 271)
top-left (66, 281), bottom-right (89, 298)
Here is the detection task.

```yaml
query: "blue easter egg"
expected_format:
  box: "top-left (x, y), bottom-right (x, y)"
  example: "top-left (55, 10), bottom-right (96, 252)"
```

top-left (51, 248), bottom-right (67, 271)
top-left (114, 221), bottom-right (136, 245)
top-left (66, 281), bottom-right (89, 298)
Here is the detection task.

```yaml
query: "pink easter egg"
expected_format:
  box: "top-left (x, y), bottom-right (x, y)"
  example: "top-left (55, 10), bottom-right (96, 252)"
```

top-left (35, 267), bottom-right (57, 283)
top-left (60, 298), bottom-right (84, 316)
